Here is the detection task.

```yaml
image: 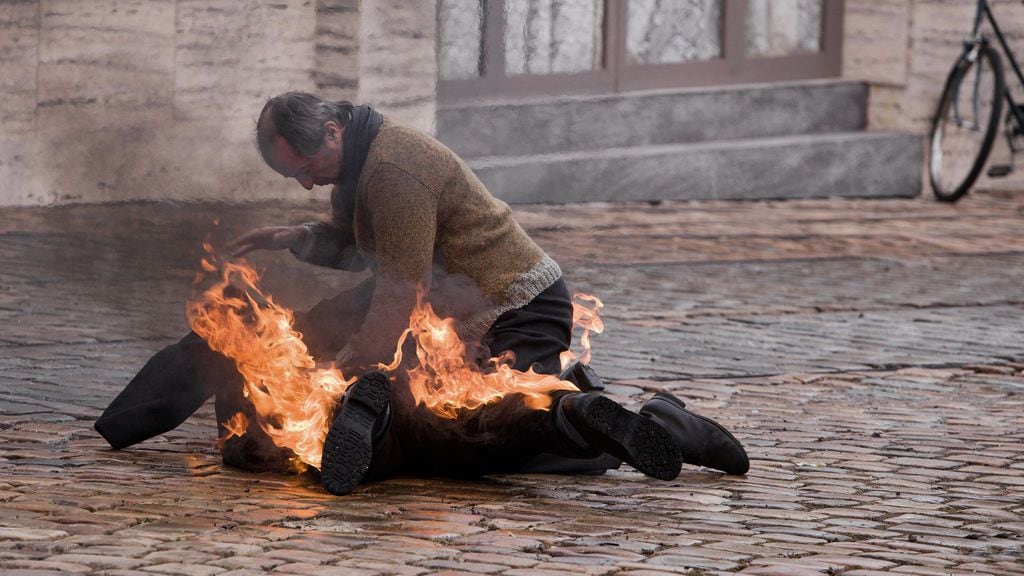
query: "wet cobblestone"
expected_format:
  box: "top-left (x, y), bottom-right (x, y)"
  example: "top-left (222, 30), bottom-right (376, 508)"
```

top-left (1, 193), bottom-right (1023, 574)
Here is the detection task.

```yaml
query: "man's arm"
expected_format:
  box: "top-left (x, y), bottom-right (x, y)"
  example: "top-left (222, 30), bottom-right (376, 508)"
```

top-left (230, 223), bottom-right (366, 271)
top-left (230, 182), bottom-right (366, 270)
top-left (292, 182), bottom-right (367, 270)
top-left (289, 220), bottom-right (367, 271)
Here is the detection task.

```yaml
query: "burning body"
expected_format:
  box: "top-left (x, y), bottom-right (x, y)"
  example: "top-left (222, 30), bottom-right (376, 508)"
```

top-left (95, 93), bottom-right (749, 494)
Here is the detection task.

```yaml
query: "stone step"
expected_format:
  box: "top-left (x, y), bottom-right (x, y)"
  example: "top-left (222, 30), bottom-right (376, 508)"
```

top-left (469, 132), bottom-right (923, 204)
top-left (437, 80), bottom-right (867, 159)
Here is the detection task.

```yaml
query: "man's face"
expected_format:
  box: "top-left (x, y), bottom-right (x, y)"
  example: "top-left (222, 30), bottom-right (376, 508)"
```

top-left (267, 121), bottom-right (343, 190)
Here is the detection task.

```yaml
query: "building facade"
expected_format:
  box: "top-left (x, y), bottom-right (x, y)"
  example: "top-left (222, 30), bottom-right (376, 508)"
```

top-left (0, 0), bottom-right (1021, 205)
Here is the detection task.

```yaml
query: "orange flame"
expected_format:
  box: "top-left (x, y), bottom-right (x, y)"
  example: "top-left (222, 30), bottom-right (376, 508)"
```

top-left (217, 412), bottom-right (249, 449)
top-left (187, 244), bottom-right (356, 470)
top-left (560, 292), bottom-right (605, 370)
top-left (188, 245), bottom-right (603, 469)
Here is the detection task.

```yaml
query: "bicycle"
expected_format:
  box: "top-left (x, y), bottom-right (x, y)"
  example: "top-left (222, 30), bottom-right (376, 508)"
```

top-left (929, 0), bottom-right (1024, 202)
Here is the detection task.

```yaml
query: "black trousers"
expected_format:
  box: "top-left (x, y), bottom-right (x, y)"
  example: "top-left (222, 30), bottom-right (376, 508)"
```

top-left (95, 278), bottom-right (609, 477)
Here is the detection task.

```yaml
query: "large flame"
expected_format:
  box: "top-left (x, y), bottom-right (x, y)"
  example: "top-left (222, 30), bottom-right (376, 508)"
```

top-left (188, 245), bottom-right (602, 470)
top-left (187, 244), bottom-right (356, 470)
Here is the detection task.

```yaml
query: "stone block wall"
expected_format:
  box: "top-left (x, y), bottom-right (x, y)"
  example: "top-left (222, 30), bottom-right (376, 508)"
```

top-left (358, 0), bottom-right (437, 133)
top-left (316, 0), bottom-right (361, 100)
top-left (842, 0), bottom-right (913, 89)
top-left (0, 1), bottom-right (38, 135)
top-left (0, 0), bottom-right (437, 206)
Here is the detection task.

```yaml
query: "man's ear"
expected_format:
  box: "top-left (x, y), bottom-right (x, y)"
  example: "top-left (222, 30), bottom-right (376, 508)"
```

top-left (324, 120), bottom-right (343, 144)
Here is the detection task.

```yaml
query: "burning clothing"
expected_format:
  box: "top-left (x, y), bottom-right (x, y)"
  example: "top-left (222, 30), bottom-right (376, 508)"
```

top-left (94, 277), bottom-right (610, 479)
top-left (217, 277), bottom-right (588, 477)
top-left (289, 109), bottom-right (561, 371)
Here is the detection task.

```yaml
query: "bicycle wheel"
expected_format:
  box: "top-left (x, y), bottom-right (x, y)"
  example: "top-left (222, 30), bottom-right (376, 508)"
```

top-left (929, 44), bottom-right (1005, 202)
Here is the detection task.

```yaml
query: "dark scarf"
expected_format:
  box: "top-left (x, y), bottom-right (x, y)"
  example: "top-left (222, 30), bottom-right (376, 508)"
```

top-left (331, 104), bottom-right (384, 225)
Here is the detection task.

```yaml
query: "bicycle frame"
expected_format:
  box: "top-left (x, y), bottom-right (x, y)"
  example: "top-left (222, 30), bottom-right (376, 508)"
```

top-left (971, 0), bottom-right (1024, 131)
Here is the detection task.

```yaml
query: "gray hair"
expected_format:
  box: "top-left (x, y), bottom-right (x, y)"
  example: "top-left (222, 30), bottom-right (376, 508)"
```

top-left (256, 92), bottom-right (354, 164)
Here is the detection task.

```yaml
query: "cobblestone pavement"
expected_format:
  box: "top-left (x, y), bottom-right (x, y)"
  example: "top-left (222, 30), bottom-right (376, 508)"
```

top-left (1, 192), bottom-right (1023, 575)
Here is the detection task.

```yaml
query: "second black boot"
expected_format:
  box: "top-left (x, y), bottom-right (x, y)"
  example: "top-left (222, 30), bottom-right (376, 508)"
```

top-left (556, 392), bottom-right (681, 481)
top-left (640, 391), bottom-right (749, 475)
top-left (216, 376), bottom-right (296, 474)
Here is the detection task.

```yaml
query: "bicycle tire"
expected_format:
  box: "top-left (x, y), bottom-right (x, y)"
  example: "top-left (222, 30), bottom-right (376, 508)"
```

top-left (929, 44), bottom-right (1005, 203)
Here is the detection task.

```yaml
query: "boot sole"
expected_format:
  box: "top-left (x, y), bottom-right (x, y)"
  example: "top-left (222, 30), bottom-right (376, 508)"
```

top-left (321, 372), bottom-right (391, 495)
top-left (576, 396), bottom-right (681, 481)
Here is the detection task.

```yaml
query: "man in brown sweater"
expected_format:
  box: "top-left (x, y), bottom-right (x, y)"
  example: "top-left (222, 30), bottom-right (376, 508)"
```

top-left (239, 95), bottom-right (566, 376)
top-left (95, 93), bottom-right (749, 495)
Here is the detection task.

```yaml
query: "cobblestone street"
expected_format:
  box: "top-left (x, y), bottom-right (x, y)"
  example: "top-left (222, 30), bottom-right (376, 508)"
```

top-left (1, 192), bottom-right (1023, 575)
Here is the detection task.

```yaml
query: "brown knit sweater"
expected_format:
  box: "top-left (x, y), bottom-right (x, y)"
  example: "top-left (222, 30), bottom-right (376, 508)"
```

top-left (292, 118), bottom-right (562, 368)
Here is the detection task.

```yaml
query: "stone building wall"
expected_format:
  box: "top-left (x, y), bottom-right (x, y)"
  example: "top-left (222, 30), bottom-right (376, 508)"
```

top-left (0, 0), bottom-right (436, 206)
top-left (316, 0), bottom-right (362, 101)
top-left (5, 0), bottom-right (1024, 205)
top-left (358, 0), bottom-right (437, 132)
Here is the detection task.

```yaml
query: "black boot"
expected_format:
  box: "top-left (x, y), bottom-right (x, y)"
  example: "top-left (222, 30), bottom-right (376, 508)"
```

top-left (320, 371), bottom-right (392, 495)
top-left (559, 360), bottom-right (606, 392)
top-left (216, 377), bottom-right (295, 474)
top-left (640, 391), bottom-right (749, 475)
top-left (555, 392), bottom-right (681, 481)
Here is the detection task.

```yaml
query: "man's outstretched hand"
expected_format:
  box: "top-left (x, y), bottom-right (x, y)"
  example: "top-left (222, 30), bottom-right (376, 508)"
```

top-left (229, 226), bottom-right (309, 258)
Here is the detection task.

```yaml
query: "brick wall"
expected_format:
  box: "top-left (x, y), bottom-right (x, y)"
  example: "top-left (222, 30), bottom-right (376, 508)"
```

top-left (0, 0), bottom-right (437, 206)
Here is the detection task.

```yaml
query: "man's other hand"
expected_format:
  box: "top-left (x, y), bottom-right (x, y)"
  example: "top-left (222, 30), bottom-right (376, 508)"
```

top-left (229, 226), bottom-right (309, 257)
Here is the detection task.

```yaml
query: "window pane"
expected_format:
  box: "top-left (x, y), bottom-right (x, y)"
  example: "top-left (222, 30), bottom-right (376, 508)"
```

top-left (627, 0), bottom-right (723, 64)
top-left (746, 0), bottom-right (823, 57)
top-left (439, 0), bottom-right (484, 80)
top-left (505, 0), bottom-right (604, 76)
